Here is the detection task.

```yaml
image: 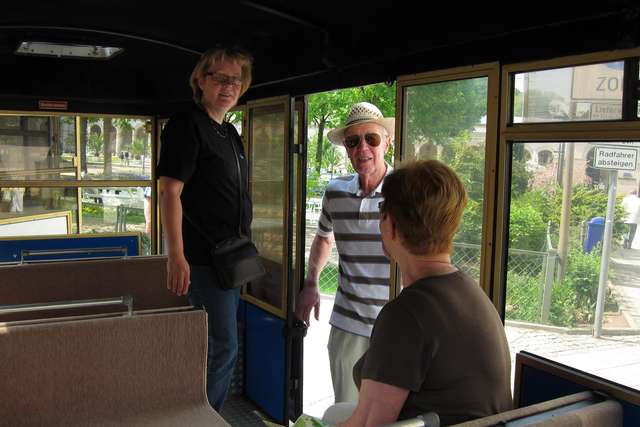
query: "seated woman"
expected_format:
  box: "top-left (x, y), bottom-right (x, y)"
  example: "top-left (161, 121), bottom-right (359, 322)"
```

top-left (337, 160), bottom-right (512, 427)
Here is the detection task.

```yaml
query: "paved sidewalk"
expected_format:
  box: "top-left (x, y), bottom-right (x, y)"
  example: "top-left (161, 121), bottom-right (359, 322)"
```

top-left (506, 324), bottom-right (640, 390)
top-left (302, 294), bottom-right (335, 419)
top-left (610, 247), bottom-right (640, 329)
top-left (302, 291), bottom-right (640, 418)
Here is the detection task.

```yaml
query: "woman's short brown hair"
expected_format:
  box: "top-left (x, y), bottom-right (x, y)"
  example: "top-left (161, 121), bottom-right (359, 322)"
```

top-left (381, 160), bottom-right (467, 255)
top-left (189, 46), bottom-right (253, 105)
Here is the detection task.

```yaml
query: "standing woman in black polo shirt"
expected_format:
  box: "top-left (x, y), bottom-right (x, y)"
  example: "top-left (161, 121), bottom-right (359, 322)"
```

top-left (156, 46), bottom-right (253, 411)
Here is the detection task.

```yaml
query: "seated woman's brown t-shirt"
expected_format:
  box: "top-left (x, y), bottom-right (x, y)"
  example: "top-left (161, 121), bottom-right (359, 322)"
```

top-left (353, 270), bottom-right (512, 426)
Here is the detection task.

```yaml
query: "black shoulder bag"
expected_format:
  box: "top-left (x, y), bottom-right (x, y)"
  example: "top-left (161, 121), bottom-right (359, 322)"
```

top-left (184, 128), bottom-right (266, 290)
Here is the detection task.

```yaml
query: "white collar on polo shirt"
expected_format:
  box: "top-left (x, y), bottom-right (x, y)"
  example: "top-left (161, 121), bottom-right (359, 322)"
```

top-left (347, 163), bottom-right (393, 197)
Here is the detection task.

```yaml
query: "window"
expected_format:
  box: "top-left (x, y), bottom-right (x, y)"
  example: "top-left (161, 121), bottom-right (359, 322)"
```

top-left (538, 150), bottom-right (553, 165)
top-left (0, 115), bottom-right (76, 180)
top-left (512, 61), bottom-right (625, 123)
top-left (80, 116), bottom-right (152, 180)
top-left (0, 113), bottom-right (155, 255)
top-left (401, 75), bottom-right (491, 282)
top-left (500, 52), bottom-right (640, 391)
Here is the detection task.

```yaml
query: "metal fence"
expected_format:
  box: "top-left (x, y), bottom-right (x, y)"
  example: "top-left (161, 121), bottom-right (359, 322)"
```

top-left (506, 247), bottom-right (558, 324)
top-left (453, 243), bottom-right (557, 323)
top-left (305, 213), bottom-right (556, 323)
top-left (451, 242), bottom-right (482, 281)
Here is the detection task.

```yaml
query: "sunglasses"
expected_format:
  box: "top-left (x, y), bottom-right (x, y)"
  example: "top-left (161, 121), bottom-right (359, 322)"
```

top-left (344, 132), bottom-right (384, 149)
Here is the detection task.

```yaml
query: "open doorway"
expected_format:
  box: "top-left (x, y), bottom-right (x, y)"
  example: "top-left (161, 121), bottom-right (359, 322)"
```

top-left (301, 82), bottom-right (395, 418)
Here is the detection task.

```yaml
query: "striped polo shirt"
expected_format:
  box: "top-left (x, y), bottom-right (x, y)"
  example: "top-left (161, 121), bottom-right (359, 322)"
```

top-left (317, 168), bottom-right (391, 337)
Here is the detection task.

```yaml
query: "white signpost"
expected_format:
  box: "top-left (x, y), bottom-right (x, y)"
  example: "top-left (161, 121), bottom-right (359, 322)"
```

top-left (592, 145), bottom-right (638, 337)
top-left (593, 146), bottom-right (638, 171)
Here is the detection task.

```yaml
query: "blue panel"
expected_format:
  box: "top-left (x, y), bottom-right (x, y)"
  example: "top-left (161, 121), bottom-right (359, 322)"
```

top-left (0, 233), bottom-right (140, 262)
top-left (520, 365), bottom-right (640, 426)
top-left (245, 303), bottom-right (285, 423)
top-left (519, 365), bottom-right (586, 407)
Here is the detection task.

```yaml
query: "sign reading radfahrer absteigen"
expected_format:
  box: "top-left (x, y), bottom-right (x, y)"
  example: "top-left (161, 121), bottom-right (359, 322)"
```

top-left (593, 146), bottom-right (638, 171)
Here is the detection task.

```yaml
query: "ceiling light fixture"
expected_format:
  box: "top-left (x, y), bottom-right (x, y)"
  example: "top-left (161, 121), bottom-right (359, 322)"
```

top-left (15, 41), bottom-right (123, 60)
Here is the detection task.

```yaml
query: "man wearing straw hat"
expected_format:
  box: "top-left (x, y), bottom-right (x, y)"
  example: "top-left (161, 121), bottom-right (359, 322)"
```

top-left (296, 102), bottom-right (393, 403)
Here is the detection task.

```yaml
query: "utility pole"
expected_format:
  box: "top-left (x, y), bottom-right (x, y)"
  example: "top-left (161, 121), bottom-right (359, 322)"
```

top-left (557, 144), bottom-right (575, 280)
top-left (556, 143), bottom-right (565, 185)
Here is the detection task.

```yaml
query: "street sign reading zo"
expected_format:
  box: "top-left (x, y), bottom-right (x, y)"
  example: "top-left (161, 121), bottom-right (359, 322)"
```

top-left (593, 146), bottom-right (638, 171)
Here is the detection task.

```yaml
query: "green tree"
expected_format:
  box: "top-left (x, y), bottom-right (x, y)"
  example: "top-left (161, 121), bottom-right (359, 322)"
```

top-left (225, 111), bottom-right (243, 128)
top-left (307, 91), bottom-right (345, 173)
top-left (457, 198), bottom-right (483, 244)
top-left (405, 78), bottom-right (487, 149)
top-left (322, 144), bottom-right (342, 179)
top-left (545, 184), bottom-right (626, 245)
top-left (441, 131), bottom-right (485, 201)
top-left (408, 78), bottom-right (489, 245)
top-left (443, 131), bottom-right (531, 244)
top-left (113, 118), bottom-right (133, 131)
top-left (506, 184), bottom-right (627, 255)
top-left (88, 133), bottom-right (103, 157)
top-left (511, 158), bottom-right (531, 198)
top-left (131, 138), bottom-right (145, 158)
top-left (509, 199), bottom-right (547, 251)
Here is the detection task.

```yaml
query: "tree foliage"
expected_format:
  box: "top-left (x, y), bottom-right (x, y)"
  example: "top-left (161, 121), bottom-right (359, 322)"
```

top-left (405, 77), bottom-right (487, 147)
top-left (88, 133), bottom-right (103, 157)
top-left (537, 185), bottom-right (627, 246)
top-left (131, 138), bottom-right (145, 158)
top-left (509, 199), bottom-right (548, 251)
top-left (441, 131), bottom-right (485, 201)
top-left (225, 111), bottom-right (243, 127)
top-left (303, 139), bottom-right (344, 182)
top-left (505, 183), bottom-right (628, 254)
top-left (113, 118), bottom-right (133, 130)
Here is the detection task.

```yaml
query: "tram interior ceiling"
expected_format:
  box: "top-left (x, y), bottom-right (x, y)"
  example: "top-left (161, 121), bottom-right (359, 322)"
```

top-left (0, 1), bottom-right (639, 113)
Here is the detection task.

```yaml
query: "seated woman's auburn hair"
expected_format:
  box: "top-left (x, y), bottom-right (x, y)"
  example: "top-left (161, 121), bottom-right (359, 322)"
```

top-left (381, 160), bottom-right (467, 255)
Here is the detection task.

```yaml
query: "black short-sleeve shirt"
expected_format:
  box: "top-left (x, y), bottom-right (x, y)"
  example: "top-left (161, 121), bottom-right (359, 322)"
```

top-left (157, 105), bottom-right (252, 265)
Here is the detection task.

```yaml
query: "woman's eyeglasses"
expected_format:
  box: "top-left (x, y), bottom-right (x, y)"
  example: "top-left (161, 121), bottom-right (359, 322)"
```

top-left (343, 132), bottom-right (383, 149)
top-left (205, 72), bottom-right (242, 89)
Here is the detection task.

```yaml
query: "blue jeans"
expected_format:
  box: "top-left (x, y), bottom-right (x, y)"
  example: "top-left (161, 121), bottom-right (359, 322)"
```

top-left (188, 265), bottom-right (241, 411)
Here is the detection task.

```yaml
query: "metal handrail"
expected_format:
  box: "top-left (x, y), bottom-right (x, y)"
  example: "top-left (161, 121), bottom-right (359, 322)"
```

top-left (20, 246), bottom-right (128, 263)
top-left (0, 296), bottom-right (134, 316)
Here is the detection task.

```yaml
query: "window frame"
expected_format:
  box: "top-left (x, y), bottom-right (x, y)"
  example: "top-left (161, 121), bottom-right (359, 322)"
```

top-left (493, 47), bottom-right (640, 314)
top-left (0, 111), bottom-right (157, 253)
top-left (395, 62), bottom-right (500, 299)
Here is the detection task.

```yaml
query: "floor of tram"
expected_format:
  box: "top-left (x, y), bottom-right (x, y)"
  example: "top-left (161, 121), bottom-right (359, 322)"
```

top-left (221, 395), bottom-right (272, 427)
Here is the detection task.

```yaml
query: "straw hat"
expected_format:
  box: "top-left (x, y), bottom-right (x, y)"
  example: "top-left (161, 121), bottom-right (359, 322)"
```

top-left (327, 102), bottom-right (395, 146)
